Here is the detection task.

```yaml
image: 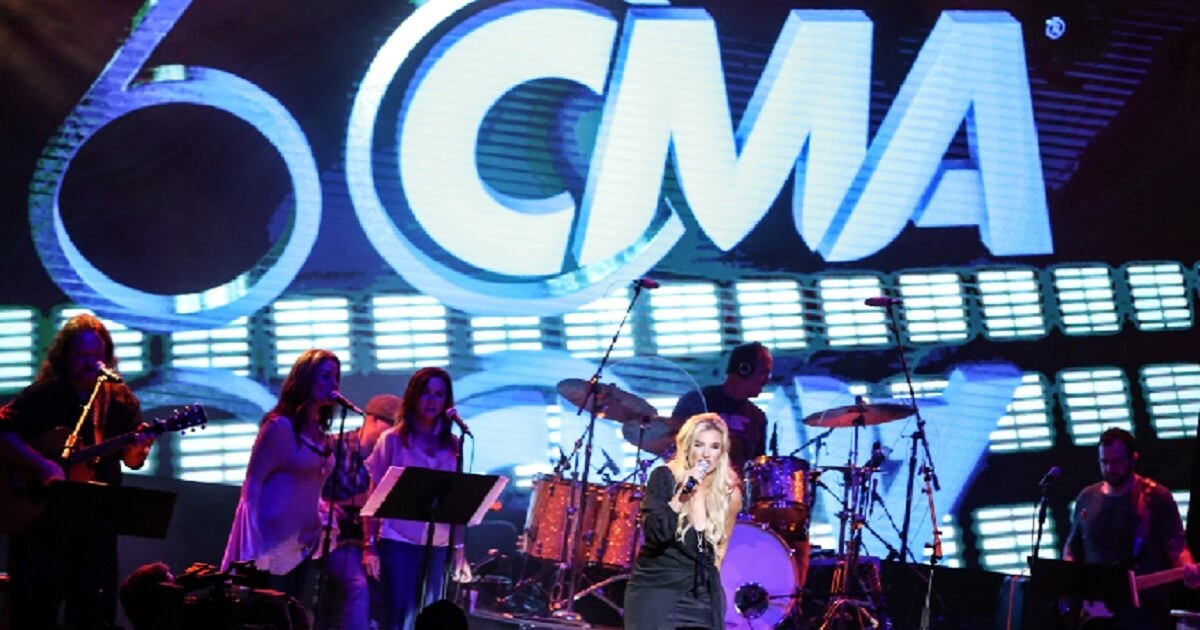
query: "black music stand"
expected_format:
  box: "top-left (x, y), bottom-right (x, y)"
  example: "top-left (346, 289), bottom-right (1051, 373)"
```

top-left (44, 480), bottom-right (177, 538)
top-left (1030, 557), bottom-right (1139, 609)
top-left (363, 466), bottom-right (507, 613)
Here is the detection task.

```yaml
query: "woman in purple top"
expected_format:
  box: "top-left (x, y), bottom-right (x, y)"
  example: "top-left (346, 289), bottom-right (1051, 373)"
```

top-left (363, 366), bottom-right (470, 630)
top-left (223, 349), bottom-right (340, 599)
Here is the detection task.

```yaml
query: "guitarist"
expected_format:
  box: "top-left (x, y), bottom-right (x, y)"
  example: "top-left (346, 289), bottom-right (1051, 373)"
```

top-left (1062, 427), bottom-right (1200, 629)
top-left (0, 314), bottom-right (155, 629)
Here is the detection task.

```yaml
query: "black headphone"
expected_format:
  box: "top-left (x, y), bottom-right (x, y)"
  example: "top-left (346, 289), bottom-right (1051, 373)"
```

top-left (732, 341), bottom-right (763, 377)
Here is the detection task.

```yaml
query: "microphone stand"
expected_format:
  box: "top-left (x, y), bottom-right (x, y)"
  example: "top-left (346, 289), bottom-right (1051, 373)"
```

top-left (314, 403), bottom-right (352, 628)
top-left (1030, 480), bottom-right (1051, 568)
top-left (443, 420), bottom-right (472, 602)
top-left (883, 302), bottom-right (940, 567)
top-left (61, 374), bottom-right (112, 460)
top-left (554, 280), bottom-right (649, 620)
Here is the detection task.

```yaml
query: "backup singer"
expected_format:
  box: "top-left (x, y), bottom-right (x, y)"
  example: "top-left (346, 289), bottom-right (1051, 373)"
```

top-left (0, 314), bottom-right (155, 629)
top-left (1063, 427), bottom-right (1200, 629)
top-left (223, 349), bottom-right (340, 600)
top-left (625, 413), bottom-right (742, 630)
top-left (363, 367), bottom-right (471, 630)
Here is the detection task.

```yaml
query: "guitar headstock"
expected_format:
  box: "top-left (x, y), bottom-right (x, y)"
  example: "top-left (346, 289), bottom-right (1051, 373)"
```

top-left (150, 404), bottom-right (208, 434)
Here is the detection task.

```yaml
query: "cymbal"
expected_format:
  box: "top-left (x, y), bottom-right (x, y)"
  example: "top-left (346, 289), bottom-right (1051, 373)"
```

top-left (621, 415), bottom-right (678, 456)
top-left (556, 378), bottom-right (657, 423)
top-left (802, 402), bottom-right (913, 428)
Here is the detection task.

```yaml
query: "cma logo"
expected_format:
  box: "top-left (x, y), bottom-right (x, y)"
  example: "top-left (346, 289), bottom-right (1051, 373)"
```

top-left (31, 0), bottom-right (1052, 330)
top-left (350, 0), bottom-right (1052, 314)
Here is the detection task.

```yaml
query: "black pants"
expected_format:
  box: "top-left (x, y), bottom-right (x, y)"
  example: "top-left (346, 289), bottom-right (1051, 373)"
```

top-left (7, 525), bottom-right (118, 630)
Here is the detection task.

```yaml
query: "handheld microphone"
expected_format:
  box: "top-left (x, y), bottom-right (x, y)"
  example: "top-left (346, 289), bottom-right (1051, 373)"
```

top-left (1038, 466), bottom-right (1061, 487)
top-left (680, 459), bottom-right (711, 494)
top-left (634, 277), bottom-right (660, 290)
top-left (95, 361), bottom-right (123, 384)
top-left (446, 407), bottom-right (473, 437)
top-left (864, 297), bottom-right (903, 307)
top-left (331, 391), bottom-right (365, 415)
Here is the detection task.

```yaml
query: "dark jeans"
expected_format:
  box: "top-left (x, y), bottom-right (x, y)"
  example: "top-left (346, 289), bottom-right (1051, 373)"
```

top-left (378, 539), bottom-right (446, 630)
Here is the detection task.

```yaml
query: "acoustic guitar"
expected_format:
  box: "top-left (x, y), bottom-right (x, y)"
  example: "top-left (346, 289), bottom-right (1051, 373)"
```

top-left (0, 404), bottom-right (207, 534)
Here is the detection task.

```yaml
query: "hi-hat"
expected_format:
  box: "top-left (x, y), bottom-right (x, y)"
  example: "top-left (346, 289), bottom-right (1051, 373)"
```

top-left (556, 378), bottom-right (657, 423)
top-left (802, 402), bottom-right (913, 428)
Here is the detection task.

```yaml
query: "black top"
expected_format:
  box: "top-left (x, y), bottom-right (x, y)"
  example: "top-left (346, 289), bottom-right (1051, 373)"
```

top-left (0, 377), bottom-right (142, 485)
top-left (1063, 476), bottom-right (1186, 629)
top-left (672, 385), bottom-right (767, 472)
top-left (624, 466), bottom-right (725, 630)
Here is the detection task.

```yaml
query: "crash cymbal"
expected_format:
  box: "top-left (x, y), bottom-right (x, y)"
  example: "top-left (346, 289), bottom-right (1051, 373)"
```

top-left (621, 415), bottom-right (679, 456)
top-left (802, 402), bottom-right (914, 428)
top-left (556, 378), bottom-right (657, 423)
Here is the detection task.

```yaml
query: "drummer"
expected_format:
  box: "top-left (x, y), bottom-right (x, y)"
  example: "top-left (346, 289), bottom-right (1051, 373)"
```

top-left (670, 341), bottom-right (772, 473)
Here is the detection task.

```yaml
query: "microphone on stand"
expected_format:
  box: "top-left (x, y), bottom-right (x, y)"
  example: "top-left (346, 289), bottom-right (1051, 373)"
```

top-left (634, 277), bottom-right (660, 290)
top-left (864, 296), bottom-right (903, 307)
top-left (556, 447), bottom-right (571, 473)
top-left (866, 441), bottom-right (887, 468)
top-left (331, 391), bottom-right (365, 415)
top-left (446, 407), bottom-right (473, 437)
top-left (1038, 466), bottom-right (1061, 487)
top-left (95, 361), bottom-right (124, 383)
top-left (600, 448), bottom-right (620, 476)
top-left (770, 423), bottom-right (779, 457)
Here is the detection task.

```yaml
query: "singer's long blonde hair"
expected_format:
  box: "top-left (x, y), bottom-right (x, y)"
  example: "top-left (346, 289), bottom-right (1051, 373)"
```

top-left (668, 413), bottom-right (740, 557)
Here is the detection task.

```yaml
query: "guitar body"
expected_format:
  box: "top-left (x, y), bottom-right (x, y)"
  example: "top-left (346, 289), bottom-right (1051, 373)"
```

top-left (0, 405), bottom-right (207, 535)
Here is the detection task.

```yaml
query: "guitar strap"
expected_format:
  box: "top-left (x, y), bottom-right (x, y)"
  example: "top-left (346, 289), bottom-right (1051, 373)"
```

top-left (91, 383), bottom-right (111, 447)
top-left (1131, 474), bottom-right (1155, 565)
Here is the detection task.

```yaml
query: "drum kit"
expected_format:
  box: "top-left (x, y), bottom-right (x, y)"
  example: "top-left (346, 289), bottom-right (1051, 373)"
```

top-left (504, 379), bottom-right (917, 629)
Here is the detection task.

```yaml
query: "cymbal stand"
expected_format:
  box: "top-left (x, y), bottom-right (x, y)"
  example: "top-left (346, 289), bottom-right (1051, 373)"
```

top-left (821, 410), bottom-right (881, 630)
top-left (552, 279), bottom-right (649, 620)
top-left (919, 462), bottom-right (943, 630)
top-left (880, 300), bottom-right (940, 566)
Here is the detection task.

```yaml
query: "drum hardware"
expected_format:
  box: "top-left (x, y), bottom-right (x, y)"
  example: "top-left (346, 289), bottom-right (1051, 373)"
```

top-left (547, 279), bottom-right (652, 621)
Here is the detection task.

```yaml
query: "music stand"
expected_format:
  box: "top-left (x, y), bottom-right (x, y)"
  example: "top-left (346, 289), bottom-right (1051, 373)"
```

top-left (362, 466), bottom-right (507, 613)
top-left (44, 480), bottom-right (177, 538)
top-left (1030, 557), bottom-right (1139, 609)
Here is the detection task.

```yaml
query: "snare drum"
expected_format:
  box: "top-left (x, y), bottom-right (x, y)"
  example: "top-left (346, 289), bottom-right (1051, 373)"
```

top-left (585, 482), bottom-right (644, 569)
top-left (743, 456), bottom-right (810, 537)
top-left (723, 520), bottom-right (800, 629)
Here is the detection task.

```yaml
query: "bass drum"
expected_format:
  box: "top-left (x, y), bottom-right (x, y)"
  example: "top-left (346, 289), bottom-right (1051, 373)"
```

top-left (722, 520), bottom-right (800, 630)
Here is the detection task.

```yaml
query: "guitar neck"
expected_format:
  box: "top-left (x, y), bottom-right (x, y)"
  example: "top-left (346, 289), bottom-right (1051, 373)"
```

top-left (1135, 566), bottom-right (1187, 591)
top-left (65, 429), bottom-right (145, 465)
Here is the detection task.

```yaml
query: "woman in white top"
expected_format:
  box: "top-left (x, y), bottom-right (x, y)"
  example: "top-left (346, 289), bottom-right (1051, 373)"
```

top-left (222, 349), bottom-right (339, 599)
top-left (363, 366), bottom-right (470, 630)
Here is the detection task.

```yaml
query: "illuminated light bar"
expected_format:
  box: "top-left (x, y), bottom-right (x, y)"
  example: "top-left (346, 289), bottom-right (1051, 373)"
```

top-left (0, 308), bottom-right (38, 391)
top-left (897, 272), bottom-right (968, 344)
top-left (735, 280), bottom-right (806, 350)
top-left (1051, 264), bottom-right (1120, 335)
top-left (270, 297), bottom-right (353, 375)
top-left (1140, 363), bottom-right (1200, 439)
top-left (1124, 261), bottom-right (1192, 331)
top-left (818, 275), bottom-right (889, 347)
top-left (57, 307), bottom-right (147, 375)
top-left (470, 315), bottom-right (544, 355)
top-left (647, 283), bottom-right (722, 356)
top-left (1058, 366), bottom-right (1133, 445)
top-left (176, 421), bottom-right (259, 484)
top-left (371, 294), bottom-right (449, 369)
top-left (976, 268), bottom-right (1047, 339)
top-left (974, 504), bottom-right (1054, 575)
top-left (989, 373), bottom-right (1054, 452)
top-left (563, 288), bottom-right (635, 359)
top-left (169, 317), bottom-right (252, 375)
